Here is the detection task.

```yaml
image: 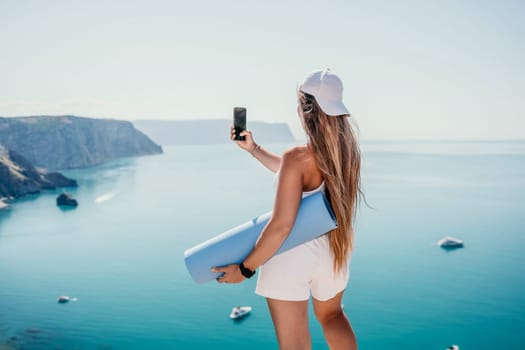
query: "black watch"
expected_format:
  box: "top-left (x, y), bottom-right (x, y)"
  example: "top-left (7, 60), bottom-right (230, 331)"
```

top-left (239, 262), bottom-right (256, 278)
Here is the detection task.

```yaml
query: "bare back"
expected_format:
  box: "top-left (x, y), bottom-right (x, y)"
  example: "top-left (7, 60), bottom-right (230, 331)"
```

top-left (294, 145), bottom-right (324, 193)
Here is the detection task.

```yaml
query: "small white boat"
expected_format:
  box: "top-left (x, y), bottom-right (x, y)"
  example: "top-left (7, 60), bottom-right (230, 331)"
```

top-left (446, 345), bottom-right (459, 350)
top-left (57, 296), bottom-right (70, 303)
top-left (437, 236), bottom-right (464, 248)
top-left (230, 306), bottom-right (252, 319)
top-left (57, 296), bottom-right (77, 303)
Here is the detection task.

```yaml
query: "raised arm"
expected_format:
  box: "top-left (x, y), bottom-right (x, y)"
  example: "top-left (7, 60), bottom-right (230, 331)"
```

top-left (230, 127), bottom-right (281, 173)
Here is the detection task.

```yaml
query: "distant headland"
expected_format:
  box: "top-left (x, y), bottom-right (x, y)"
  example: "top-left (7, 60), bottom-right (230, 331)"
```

top-left (133, 119), bottom-right (295, 146)
top-left (0, 115), bottom-right (163, 170)
top-left (0, 115), bottom-right (163, 205)
top-left (0, 115), bottom-right (294, 206)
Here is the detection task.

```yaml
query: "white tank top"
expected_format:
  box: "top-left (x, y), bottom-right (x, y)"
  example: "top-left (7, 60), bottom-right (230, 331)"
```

top-left (274, 170), bottom-right (325, 198)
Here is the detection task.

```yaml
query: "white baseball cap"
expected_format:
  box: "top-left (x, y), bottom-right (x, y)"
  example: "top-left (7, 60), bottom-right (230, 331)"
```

top-left (299, 68), bottom-right (350, 116)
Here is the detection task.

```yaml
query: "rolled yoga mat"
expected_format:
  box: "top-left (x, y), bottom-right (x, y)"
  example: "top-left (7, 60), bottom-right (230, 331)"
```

top-left (184, 191), bottom-right (337, 284)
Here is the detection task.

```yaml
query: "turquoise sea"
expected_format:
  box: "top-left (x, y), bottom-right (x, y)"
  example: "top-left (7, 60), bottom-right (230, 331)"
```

top-left (1, 141), bottom-right (524, 349)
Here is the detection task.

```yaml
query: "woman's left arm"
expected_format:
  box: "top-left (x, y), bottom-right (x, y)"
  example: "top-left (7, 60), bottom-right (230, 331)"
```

top-left (213, 148), bottom-right (304, 283)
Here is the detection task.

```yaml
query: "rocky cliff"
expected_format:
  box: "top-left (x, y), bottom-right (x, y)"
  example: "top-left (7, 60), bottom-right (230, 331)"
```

top-left (0, 116), bottom-right (163, 170)
top-left (133, 119), bottom-right (295, 146)
top-left (0, 145), bottom-right (77, 199)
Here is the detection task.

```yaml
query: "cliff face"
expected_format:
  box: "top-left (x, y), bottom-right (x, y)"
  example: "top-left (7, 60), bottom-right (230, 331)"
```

top-left (0, 116), bottom-right (163, 170)
top-left (133, 119), bottom-right (295, 146)
top-left (0, 145), bottom-right (77, 198)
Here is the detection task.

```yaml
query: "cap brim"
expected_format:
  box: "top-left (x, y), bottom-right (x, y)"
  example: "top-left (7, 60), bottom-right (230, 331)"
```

top-left (317, 99), bottom-right (350, 117)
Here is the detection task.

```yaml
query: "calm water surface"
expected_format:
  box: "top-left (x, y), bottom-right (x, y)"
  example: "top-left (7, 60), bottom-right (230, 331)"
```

top-left (1, 141), bottom-right (524, 349)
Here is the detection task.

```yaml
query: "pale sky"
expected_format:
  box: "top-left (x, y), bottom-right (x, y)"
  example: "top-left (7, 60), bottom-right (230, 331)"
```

top-left (1, 0), bottom-right (523, 140)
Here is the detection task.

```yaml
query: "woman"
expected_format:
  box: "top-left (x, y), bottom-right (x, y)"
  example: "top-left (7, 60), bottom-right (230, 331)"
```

top-left (212, 69), bottom-right (361, 350)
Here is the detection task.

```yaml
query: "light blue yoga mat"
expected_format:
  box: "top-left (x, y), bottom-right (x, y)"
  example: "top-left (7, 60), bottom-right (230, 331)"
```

top-left (184, 191), bottom-right (337, 284)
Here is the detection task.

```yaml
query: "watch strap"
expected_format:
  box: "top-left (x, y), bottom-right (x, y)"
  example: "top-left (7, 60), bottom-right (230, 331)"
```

top-left (239, 262), bottom-right (256, 278)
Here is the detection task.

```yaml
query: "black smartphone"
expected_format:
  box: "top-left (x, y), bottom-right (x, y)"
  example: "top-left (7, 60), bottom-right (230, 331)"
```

top-left (233, 107), bottom-right (246, 141)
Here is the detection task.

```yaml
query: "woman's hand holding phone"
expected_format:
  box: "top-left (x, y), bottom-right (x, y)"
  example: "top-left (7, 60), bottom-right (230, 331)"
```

top-left (230, 126), bottom-right (258, 154)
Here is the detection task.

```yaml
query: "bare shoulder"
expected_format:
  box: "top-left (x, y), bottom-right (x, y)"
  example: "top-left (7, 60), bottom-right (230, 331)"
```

top-left (281, 145), bottom-right (313, 171)
top-left (282, 145), bottom-right (310, 160)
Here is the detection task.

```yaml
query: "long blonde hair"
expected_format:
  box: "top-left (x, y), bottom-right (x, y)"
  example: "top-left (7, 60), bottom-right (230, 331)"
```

top-left (298, 91), bottom-right (362, 273)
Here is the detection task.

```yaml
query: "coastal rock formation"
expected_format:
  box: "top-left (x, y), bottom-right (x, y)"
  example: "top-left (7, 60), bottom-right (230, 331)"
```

top-left (133, 119), bottom-right (295, 146)
top-left (0, 115), bottom-right (163, 170)
top-left (56, 193), bottom-right (78, 207)
top-left (0, 145), bottom-right (77, 199)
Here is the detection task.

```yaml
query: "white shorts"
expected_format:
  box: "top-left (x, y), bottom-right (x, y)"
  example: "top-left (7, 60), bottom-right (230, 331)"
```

top-left (255, 233), bottom-right (350, 301)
